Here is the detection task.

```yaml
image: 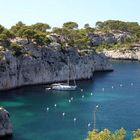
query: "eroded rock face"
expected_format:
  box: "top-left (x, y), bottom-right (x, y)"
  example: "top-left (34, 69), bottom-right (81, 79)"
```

top-left (0, 44), bottom-right (112, 90)
top-left (103, 47), bottom-right (140, 60)
top-left (88, 32), bottom-right (132, 46)
top-left (0, 107), bottom-right (12, 137)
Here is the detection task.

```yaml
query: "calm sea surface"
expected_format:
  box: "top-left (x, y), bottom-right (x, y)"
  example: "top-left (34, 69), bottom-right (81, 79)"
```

top-left (0, 61), bottom-right (140, 140)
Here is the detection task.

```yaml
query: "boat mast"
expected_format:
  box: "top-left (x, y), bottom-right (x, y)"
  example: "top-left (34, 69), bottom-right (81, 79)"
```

top-left (67, 56), bottom-right (70, 85)
top-left (74, 78), bottom-right (76, 86)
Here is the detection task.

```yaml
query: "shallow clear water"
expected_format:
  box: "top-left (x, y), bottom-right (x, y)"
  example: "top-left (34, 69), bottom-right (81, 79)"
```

top-left (0, 60), bottom-right (140, 140)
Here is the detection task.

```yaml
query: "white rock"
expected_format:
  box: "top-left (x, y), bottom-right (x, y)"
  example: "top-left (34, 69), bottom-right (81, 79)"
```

top-left (103, 47), bottom-right (140, 61)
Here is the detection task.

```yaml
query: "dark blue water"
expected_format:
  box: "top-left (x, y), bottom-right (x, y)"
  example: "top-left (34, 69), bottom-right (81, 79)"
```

top-left (0, 61), bottom-right (140, 140)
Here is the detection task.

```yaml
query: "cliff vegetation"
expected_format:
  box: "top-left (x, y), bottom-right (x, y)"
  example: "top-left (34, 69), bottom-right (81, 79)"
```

top-left (0, 20), bottom-right (140, 54)
top-left (85, 128), bottom-right (140, 140)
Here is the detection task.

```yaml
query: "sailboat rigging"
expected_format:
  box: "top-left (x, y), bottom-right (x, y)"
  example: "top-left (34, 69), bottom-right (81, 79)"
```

top-left (50, 57), bottom-right (77, 90)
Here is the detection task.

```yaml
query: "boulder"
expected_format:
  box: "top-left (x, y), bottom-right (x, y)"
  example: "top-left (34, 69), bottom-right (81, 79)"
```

top-left (0, 107), bottom-right (12, 137)
top-left (114, 32), bottom-right (132, 42)
top-left (88, 33), bottom-right (103, 46)
top-left (102, 33), bottom-right (117, 44)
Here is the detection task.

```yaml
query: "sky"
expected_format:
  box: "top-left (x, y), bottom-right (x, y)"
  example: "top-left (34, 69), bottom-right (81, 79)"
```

top-left (0, 0), bottom-right (140, 28)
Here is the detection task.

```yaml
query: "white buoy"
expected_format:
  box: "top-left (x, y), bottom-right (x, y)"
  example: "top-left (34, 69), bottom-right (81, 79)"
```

top-left (81, 89), bottom-right (83, 92)
top-left (96, 105), bottom-right (99, 108)
top-left (46, 87), bottom-right (51, 90)
top-left (102, 88), bottom-right (104, 91)
top-left (120, 84), bottom-right (122, 87)
top-left (47, 107), bottom-right (49, 111)
top-left (82, 95), bottom-right (84, 98)
top-left (74, 117), bottom-right (77, 122)
top-left (69, 100), bottom-right (71, 103)
top-left (71, 97), bottom-right (73, 101)
top-left (131, 83), bottom-right (133, 86)
top-left (88, 123), bottom-right (91, 127)
top-left (112, 86), bottom-right (114, 89)
top-left (91, 92), bottom-right (93, 96)
top-left (54, 104), bottom-right (57, 107)
top-left (62, 112), bottom-right (65, 116)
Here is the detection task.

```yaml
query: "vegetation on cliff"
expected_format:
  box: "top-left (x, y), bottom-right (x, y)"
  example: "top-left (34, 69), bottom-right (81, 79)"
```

top-left (85, 128), bottom-right (140, 140)
top-left (0, 20), bottom-right (140, 54)
top-left (96, 20), bottom-right (140, 37)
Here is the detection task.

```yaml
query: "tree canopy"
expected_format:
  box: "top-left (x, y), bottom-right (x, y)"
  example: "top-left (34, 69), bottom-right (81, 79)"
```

top-left (10, 21), bottom-right (26, 36)
top-left (31, 23), bottom-right (51, 32)
top-left (63, 21), bottom-right (78, 30)
top-left (0, 20), bottom-right (140, 51)
top-left (0, 25), bottom-right (5, 34)
top-left (95, 20), bottom-right (140, 37)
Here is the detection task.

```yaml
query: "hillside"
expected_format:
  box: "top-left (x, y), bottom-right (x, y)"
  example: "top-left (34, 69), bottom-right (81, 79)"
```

top-left (0, 20), bottom-right (140, 53)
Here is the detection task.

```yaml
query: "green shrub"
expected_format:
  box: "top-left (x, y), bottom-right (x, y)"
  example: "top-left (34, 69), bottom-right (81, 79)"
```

top-left (133, 129), bottom-right (140, 140)
top-left (11, 42), bottom-right (22, 57)
top-left (85, 128), bottom-right (126, 140)
top-left (0, 34), bottom-right (11, 47)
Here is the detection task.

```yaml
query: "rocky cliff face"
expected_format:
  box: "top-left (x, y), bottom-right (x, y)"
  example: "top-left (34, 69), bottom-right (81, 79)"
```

top-left (0, 43), bottom-right (112, 90)
top-left (88, 32), bottom-right (132, 46)
top-left (0, 107), bottom-right (12, 137)
top-left (103, 47), bottom-right (140, 60)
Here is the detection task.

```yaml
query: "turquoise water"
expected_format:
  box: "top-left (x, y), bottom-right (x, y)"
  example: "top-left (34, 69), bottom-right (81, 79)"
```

top-left (0, 61), bottom-right (140, 140)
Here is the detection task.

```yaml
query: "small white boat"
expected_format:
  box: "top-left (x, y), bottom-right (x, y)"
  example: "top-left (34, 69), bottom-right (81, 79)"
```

top-left (51, 83), bottom-right (77, 90)
top-left (51, 57), bottom-right (77, 91)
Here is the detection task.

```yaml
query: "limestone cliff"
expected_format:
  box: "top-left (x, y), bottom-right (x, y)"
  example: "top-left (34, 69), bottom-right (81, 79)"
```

top-left (0, 107), bottom-right (12, 137)
top-left (0, 43), bottom-right (112, 90)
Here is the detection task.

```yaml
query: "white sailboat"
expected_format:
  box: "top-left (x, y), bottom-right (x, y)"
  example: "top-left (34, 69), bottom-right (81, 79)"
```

top-left (51, 57), bottom-right (77, 90)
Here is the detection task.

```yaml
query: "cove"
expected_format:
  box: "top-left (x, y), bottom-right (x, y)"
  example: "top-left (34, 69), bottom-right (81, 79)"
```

top-left (0, 60), bottom-right (140, 140)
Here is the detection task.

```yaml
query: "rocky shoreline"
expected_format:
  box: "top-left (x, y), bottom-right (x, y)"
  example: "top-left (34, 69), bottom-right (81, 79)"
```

top-left (103, 47), bottom-right (140, 61)
top-left (0, 107), bottom-right (12, 137)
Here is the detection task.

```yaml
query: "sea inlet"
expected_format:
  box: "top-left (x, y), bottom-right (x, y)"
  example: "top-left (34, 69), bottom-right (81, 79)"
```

top-left (0, 60), bottom-right (140, 140)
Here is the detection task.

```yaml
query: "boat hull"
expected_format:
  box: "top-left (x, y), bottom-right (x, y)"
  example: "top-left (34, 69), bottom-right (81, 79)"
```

top-left (51, 84), bottom-right (77, 90)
